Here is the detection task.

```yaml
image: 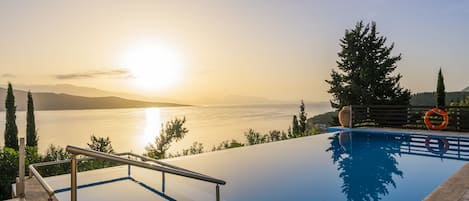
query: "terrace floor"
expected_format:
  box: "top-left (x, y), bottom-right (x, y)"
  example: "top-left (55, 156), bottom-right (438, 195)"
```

top-left (13, 176), bottom-right (59, 201)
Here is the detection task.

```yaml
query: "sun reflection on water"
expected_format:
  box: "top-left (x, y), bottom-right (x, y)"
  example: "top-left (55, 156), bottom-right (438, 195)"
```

top-left (141, 108), bottom-right (162, 146)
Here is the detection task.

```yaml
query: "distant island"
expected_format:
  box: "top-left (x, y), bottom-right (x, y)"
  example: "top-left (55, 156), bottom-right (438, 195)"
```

top-left (0, 88), bottom-right (188, 111)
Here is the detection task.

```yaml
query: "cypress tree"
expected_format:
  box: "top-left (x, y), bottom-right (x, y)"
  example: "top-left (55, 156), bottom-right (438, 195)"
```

top-left (298, 100), bottom-right (307, 135)
top-left (292, 115), bottom-right (300, 137)
top-left (4, 83), bottom-right (18, 150)
top-left (26, 91), bottom-right (38, 146)
top-left (326, 21), bottom-right (411, 109)
top-left (436, 68), bottom-right (446, 109)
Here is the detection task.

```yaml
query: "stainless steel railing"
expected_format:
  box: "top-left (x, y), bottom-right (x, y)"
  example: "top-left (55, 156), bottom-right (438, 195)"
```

top-left (66, 146), bottom-right (226, 201)
top-left (29, 156), bottom-right (96, 201)
top-left (28, 147), bottom-right (226, 201)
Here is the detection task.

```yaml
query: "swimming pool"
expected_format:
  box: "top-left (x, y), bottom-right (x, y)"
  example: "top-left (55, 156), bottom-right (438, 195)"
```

top-left (44, 130), bottom-right (469, 201)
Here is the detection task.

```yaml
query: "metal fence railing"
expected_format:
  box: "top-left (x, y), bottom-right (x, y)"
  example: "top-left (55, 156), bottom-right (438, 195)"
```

top-left (29, 148), bottom-right (226, 201)
top-left (351, 105), bottom-right (469, 132)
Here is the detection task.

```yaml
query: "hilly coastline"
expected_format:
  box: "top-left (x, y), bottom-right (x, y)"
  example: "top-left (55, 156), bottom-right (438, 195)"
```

top-left (0, 88), bottom-right (188, 111)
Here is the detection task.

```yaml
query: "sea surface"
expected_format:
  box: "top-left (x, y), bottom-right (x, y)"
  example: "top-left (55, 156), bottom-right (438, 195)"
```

top-left (0, 103), bottom-right (331, 154)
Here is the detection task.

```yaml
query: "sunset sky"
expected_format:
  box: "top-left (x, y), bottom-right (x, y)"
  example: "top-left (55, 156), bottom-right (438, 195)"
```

top-left (1, 1), bottom-right (468, 104)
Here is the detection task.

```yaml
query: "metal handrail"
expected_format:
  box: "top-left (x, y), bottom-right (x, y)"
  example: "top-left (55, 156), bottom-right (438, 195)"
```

top-left (66, 145), bottom-right (225, 201)
top-left (28, 164), bottom-right (55, 200)
top-left (66, 146), bottom-right (226, 184)
top-left (28, 148), bottom-right (226, 201)
top-left (118, 152), bottom-right (216, 180)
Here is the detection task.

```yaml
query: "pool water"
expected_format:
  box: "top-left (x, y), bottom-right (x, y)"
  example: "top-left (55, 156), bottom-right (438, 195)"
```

top-left (47, 131), bottom-right (469, 201)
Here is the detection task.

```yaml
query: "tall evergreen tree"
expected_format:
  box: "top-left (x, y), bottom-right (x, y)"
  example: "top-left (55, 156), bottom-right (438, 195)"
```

top-left (291, 115), bottom-right (300, 137)
top-left (4, 83), bottom-right (18, 150)
top-left (26, 91), bottom-right (38, 146)
top-left (298, 100), bottom-right (307, 135)
top-left (326, 21), bottom-right (411, 109)
top-left (436, 68), bottom-right (446, 109)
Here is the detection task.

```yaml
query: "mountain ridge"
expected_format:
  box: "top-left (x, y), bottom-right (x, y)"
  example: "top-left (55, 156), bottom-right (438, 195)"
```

top-left (0, 88), bottom-right (188, 111)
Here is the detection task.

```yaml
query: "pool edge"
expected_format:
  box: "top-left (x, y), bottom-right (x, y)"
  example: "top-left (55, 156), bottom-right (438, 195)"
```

top-left (423, 162), bottom-right (469, 201)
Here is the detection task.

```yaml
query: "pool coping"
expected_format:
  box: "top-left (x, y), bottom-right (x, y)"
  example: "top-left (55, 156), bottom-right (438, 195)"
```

top-left (423, 162), bottom-right (469, 201)
top-left (328, 126), bottom-right (469, 201)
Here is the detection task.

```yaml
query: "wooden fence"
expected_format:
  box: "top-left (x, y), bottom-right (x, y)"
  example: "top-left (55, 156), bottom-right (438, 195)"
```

top-left (350, 105), bottom-right (469, 132)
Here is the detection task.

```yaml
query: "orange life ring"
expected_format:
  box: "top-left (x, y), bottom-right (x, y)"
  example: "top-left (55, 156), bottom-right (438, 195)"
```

top-left (424, 108), bottom-right (449, 130)
top-left (424, 137), bottom-right (449, 155)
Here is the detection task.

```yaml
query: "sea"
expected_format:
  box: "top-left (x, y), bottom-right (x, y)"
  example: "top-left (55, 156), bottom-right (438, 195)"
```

top-left (0, 103), bottom-right (332, 154)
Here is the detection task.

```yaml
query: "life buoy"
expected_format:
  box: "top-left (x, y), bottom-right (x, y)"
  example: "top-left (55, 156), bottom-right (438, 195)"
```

top-left (424, 137), bottom-right (449, 155)
top-left (424, 108), bottom-right (449, 130)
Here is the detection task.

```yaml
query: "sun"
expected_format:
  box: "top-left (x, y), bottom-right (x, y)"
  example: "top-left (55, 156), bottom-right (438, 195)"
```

top-left (121, 42), bottom-right (183, 91)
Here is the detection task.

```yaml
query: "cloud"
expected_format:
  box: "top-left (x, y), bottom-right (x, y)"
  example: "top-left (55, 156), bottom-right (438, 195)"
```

top-left (1, 73), bottom-right (15, 78)
top-left (55, 69), bottom-right (132, 79)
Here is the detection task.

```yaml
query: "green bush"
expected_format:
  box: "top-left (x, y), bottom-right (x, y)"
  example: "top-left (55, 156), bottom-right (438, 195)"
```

top-left (0, 148), bottom-right (19, 200)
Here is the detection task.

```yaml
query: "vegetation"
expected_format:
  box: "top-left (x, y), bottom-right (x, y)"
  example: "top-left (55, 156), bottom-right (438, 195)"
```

top-left (411, 91), bottom-right (469, 106)
top-left (0, 146), bottom-right (42, 200)
top-left (182, 142), bottom-right (204, 156)
top-left (245, 128), bottom-right (268, 145)
top-left (307, 111), bottom-right (338, 129)
top-left (436, 68), bottom-right (446, 109)
top-left (144, 117), bottom-right (188, 159)
top-left (290, 101), bottom-right (320, 137)
top-left (212, 140), bottom-right (245, 151)
top-left (0, 148), bottom-right (18, 200)
top-left (4, 83), bottom-right (19, 150)
top-left (87, 135), bottom-right (114, 153)
top-left (450, 96), bottom-right (469, 106)
top-left (26, 91), bottom-right (38, 147)
top-left (326, 21), bottom-right (410, 110)
top-left (43, 144), bottom-right (71, 161)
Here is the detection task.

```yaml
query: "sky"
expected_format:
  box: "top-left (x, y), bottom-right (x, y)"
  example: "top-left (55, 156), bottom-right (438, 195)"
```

top-left (0, 0), bottom-right (468, 104)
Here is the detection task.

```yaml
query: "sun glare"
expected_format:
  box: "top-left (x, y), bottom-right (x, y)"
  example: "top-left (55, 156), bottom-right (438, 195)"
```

top-left (141, 108), bottom-right (161, 146)
top-left (121, 42), bottom-right (183, 91)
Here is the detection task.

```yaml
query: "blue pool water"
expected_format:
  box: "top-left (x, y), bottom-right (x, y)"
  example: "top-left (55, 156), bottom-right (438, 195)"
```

top-left (46, 130), bottom-right (469, 201)
top-left (164, 131), bottom-right (469, 201)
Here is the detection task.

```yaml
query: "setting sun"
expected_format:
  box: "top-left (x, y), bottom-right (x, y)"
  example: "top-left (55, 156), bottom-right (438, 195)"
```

top-left (121, 42), bottom-right (184, 91)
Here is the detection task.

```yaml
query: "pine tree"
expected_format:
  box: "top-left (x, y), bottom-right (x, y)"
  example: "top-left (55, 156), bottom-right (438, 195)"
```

top-left (436, 68), bottom-right (446, 109)
top-left (326, 21), bottom-right (411, 109)
top-left (4, 83), bottom-right (18, 150)
top-left (26, 91), bottom-right (38, 146)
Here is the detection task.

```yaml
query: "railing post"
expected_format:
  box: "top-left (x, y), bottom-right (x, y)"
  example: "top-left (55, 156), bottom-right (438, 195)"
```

top-left (71, 154), bottom-right (77, 201)
top-left (216, 184), bottom-right (220, 201)
top-left (127, 155), bottom-right (131, 177)
top-left (162, 172), bottom-right (165, 193)
top-left (407, 107), bottom-right (410, 124)
top-left (349, 105), bottom-right (353, 128)
top-left (17, 138), bottom-right (25, 198)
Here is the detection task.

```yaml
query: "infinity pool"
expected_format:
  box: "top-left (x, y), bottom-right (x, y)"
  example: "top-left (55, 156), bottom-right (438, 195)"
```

top-left (45, 130), bottom-right (469, 201)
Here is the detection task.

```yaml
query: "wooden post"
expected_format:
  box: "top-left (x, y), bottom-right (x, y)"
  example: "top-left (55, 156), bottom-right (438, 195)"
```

top-left (17, 138), bottom-right (25, 197)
